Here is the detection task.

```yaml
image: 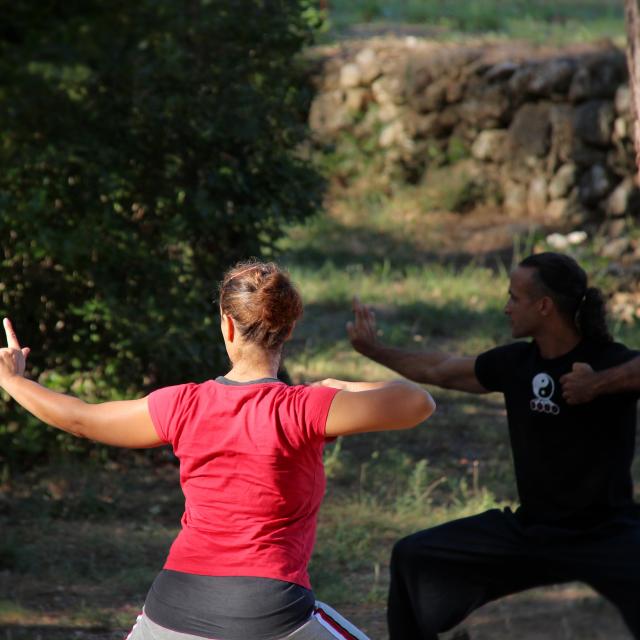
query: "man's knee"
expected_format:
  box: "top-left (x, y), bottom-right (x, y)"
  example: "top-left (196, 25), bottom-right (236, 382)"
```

top-left (390, 529), bottom-right (487, 634)
top-left (391, 528), bottom-right (446, 575)
top-left (390, 533), bottom-right (420, 573)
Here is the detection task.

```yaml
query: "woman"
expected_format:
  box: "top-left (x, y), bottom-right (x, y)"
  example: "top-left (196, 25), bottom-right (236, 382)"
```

top-left (0, 260), bottom-right (435, 640)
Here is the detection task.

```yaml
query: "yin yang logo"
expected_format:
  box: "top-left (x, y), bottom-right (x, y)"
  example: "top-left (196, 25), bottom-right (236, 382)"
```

top-left (530, 373), bottom-right (560, 415)
top-left (532, 373), bottom-right (554, 399)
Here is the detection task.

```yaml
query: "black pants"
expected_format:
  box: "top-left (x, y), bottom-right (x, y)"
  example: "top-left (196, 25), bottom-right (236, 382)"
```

top-left (388, 509), bottom-right (640, 640)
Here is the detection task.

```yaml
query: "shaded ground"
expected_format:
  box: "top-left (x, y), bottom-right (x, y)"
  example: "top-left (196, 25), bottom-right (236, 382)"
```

top-left (344, 586), bottom-right (630, 639)
top-left (0, 586), bottom-right (631, 640)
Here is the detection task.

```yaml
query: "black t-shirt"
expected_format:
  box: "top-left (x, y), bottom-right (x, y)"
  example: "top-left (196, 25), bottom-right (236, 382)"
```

top-left (475, 339), bottom-right (640, 526)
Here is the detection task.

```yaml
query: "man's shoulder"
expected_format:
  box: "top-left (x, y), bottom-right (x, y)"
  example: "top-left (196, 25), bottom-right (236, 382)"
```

top-left (479, 340), bottom-right (532, 360)
top-left (583, 339), bottom-right (639, 368)
top-left (475, 341), bottom-right (532, 393)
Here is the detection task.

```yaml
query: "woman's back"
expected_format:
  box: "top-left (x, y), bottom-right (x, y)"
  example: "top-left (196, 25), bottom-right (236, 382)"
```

top-left (149, 376), bottom-right (339, 588)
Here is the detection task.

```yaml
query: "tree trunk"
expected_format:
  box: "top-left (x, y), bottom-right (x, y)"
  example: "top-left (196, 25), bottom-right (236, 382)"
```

top-left (625, 0), bottom-right (640, 183)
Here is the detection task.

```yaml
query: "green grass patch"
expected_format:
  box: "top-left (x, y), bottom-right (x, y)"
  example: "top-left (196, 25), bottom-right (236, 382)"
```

top-left (311, 483), bottom-right (509, 605)
top-left (0, 600), bottom-right (32, 624)
top-left (322, 0), bottom-right (625, 44)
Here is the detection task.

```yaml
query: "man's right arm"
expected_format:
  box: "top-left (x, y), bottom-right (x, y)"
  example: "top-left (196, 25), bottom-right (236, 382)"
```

top-left (561, 356), bottom-right (640, 404)
top-left (347, 299), bottom-right (488, 394)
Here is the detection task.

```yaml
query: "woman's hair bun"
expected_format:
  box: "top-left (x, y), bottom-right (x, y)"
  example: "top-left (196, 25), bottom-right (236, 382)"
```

top-left (219, 261), bottom-right (303, 350)
top-left (258, 271), bottom-right (302, 330)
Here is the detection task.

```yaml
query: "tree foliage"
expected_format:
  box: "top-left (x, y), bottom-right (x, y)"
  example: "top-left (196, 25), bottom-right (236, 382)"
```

top-left (0, 0), bottom-right (324, 466)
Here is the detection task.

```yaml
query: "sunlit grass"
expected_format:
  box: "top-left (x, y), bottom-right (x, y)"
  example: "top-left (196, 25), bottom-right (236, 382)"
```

top-left (311, 486), bottom-right (510, 604)
top-left (505, 16), bottom-right (625, 45)
top-left (322, 0), bottom-right (625, 45)
top-left (0, 600), bottom-right (32, 624)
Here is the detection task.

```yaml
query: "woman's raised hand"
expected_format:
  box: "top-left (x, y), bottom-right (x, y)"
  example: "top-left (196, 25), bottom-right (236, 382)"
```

top-left (0, 318), bottom-right (30, 385)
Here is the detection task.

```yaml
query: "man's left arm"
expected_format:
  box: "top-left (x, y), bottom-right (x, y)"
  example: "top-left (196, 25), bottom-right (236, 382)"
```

top-left (560, 356), bottom-right (640, 404)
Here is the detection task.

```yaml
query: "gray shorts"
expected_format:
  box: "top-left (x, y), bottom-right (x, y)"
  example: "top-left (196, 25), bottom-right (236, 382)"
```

top-left (126, 602), bottom-right (370, 640)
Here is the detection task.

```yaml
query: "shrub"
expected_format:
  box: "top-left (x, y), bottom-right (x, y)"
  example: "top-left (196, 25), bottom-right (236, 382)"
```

top-left (0, 0), bottom-right (324, 468)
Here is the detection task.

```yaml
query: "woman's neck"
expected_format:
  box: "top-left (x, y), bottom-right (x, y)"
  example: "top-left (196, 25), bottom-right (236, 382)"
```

top-left (225, 350), bottom-right (281, 382)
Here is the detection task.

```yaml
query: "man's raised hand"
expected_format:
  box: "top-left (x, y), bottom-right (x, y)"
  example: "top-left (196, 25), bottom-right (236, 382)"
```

top-left (0, 318), bottom-right (30, 384)
top-left (347, 297), bottom-right (379, 357)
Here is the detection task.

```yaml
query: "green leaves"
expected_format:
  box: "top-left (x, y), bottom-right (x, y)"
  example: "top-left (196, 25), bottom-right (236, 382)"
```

top-left (0, 0), bottom-right (323, 468)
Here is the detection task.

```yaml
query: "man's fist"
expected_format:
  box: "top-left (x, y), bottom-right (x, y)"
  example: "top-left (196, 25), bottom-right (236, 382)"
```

top-left (560, 362), bottom-right (599, 405)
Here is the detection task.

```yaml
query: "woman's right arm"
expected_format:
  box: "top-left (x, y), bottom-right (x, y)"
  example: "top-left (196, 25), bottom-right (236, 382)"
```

top-left (1, 318), bottom-right (161, 448)
top-left (320, 378), bottom-right (435, 437)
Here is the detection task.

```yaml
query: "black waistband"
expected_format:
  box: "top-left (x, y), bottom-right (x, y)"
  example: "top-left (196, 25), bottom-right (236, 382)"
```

top-left (144, 570), bottom-right (314, 640)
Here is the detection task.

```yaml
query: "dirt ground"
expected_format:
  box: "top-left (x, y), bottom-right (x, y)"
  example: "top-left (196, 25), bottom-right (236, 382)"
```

top-left (0, 585), bottom-right (631, 640)
top-left (3, 428), bottom-right (636, 639)
top-left (343, 584), bottom-right (632, 639)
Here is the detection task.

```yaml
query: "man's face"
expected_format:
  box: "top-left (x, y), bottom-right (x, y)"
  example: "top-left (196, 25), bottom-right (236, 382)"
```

top-left (504, 267), bottom-right (545, 339)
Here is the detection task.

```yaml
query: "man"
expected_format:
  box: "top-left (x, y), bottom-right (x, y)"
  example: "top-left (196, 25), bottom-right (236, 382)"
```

top-left (348, 252), bottom-right (640, 639)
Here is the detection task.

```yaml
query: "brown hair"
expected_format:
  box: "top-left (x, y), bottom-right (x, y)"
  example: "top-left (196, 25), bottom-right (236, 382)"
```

top-left (218, 260), bottom-right (303, 350)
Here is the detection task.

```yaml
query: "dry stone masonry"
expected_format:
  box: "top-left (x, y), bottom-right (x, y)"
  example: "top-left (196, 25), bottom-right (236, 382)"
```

top-left (308, 38), bottom-right (640, 225)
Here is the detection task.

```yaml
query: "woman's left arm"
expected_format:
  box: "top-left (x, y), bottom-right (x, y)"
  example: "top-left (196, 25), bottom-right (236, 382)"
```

top-left (317, 377), bottom-right (435, 437)
top-left (1, 318), bottom-right (161, 448)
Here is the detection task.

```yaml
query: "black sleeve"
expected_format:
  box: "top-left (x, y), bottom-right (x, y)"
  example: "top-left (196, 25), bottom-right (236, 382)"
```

top-left (475, 342), bottom-right (528, 393)
top-left (593, 342), bottom-right (640, 400)
top-left (593, 342), bottom-right (640, 370)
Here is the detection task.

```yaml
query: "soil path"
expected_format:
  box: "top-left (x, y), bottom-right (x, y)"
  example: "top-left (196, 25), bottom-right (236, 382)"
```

top-left (344, 584), bottom-right (631, 639)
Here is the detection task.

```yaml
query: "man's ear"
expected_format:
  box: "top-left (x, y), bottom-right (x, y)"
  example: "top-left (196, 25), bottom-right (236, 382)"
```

top-left (539, 296), bottom-right (554, 316)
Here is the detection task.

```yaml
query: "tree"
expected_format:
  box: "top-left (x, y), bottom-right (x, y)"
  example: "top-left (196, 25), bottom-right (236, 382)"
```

top-left (0, 0), bottom-right (324, 467)
top-left (625, 0), bottom-right (640, 182)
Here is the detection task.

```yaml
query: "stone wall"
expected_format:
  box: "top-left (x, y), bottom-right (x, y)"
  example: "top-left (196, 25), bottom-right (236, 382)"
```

top-left (308, 38), bottom-right (639, 226)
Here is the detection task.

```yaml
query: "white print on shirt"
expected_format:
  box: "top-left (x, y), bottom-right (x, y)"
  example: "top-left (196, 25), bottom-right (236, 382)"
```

top-left (530, 373), bottom-right (560, 415)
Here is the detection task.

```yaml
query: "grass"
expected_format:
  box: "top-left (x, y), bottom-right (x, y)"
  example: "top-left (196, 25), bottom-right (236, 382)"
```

top-left (0, 460), bottom-right (179, 631)
top-left (282, 261), bottom-right (510, 383)
top-left (321, 0), bottom-right (625, 45)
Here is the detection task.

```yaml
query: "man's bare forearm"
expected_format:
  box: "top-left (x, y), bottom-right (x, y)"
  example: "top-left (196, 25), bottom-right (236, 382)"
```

top-left (347, 301), bottom-right (483, 392)
top-left (561, 356), bottom-right (640, 404)
top-left (593, 356), bottom-right (640, 395)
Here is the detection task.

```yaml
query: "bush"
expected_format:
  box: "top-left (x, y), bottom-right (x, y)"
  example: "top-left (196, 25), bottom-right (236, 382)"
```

top-left (0, 0), bottom-right (324, 468)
